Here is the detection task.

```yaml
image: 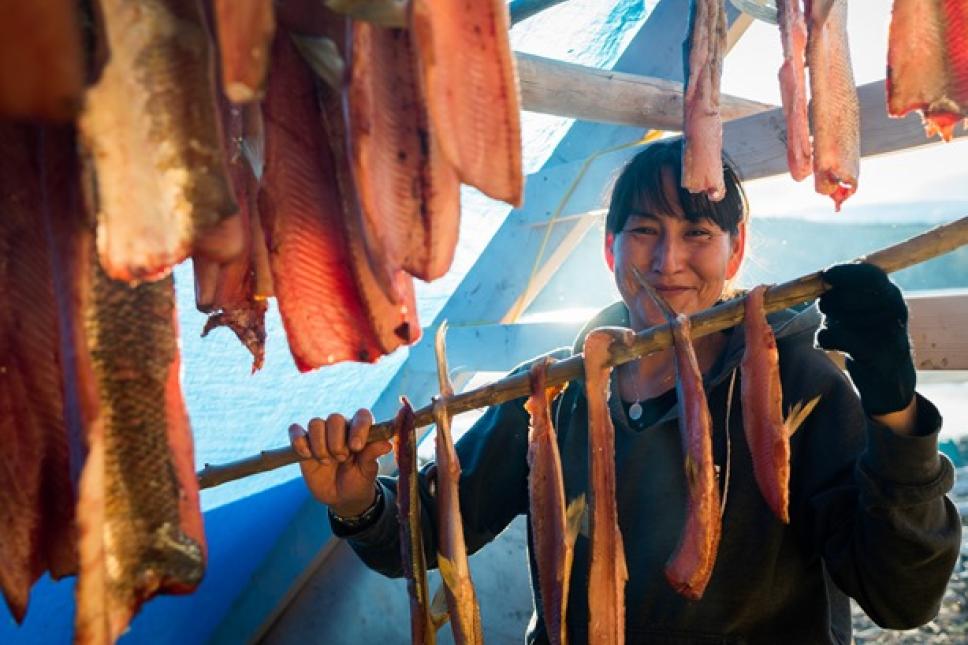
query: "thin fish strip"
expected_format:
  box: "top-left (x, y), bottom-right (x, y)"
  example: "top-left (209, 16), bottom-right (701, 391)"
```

top-left (944, 0), bottom-right (968, 106)
top-left (346, 21), bottom-right (460, 285)
top-left (806, 0), bottom-right (859, 210)
top-left (664, 313), bottom-right (721, 600)
top-left (0, 125), bottom-right (79, 622)
top-left (582, 328), bottom-right (630, 645)
top-left (74, 254), bottom-right (205, 644)
top-left (213, 0), bottom-right (276, 103)
top-left (526, 358), bottom-right (583, 645)
top-left (776, 0), bottom-right (812, 181)
top-left (394, 397), bottom-right (436, 645)
top-left (410, 0), bottom-right (523, 206)
top-left (0, 1), bottom-right (83, 121)
top-left (81, 0), bottom-right (237, 282)
top-left (260, 32), bottom-right (417, 369)
top-left (681, 0), bottom-right (728, 201)
top-left (433, 326), bottom-right (484, 645)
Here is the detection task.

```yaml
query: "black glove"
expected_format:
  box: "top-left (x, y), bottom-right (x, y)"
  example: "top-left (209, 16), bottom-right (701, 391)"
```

top-left (815, 262), bottom-right (915, 416)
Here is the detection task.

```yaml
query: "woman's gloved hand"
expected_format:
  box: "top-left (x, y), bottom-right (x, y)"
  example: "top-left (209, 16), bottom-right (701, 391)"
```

top-left (815, 262), bottom-right (916, 416)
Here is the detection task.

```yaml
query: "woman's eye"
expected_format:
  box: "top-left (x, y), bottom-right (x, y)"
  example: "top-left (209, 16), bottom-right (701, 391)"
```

top-left (628, 226), bottom-right (658, 235)
top-left (687, 228), bottom-right (712, 238)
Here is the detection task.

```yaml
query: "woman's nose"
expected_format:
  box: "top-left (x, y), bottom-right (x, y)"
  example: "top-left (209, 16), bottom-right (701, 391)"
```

top-left (651, 235), bottom-right (682, 273)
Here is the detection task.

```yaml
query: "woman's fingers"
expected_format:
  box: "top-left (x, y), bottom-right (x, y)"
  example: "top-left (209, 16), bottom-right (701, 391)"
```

top-left (307, 416), bottom-right (331, 462)
top-left (288, 423), bottom-right (312, 459)
top-left (348, 408), bottom-right (374, 452)
top-left (326, 413), bottom-right (350, 462)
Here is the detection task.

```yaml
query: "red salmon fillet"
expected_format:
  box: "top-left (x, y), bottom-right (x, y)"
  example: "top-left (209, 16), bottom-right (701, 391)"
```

top-left (583, 328), bottom-right (630, 645)
top-left (0, 0), bottom-right (83, 121)
top-left (777, 0), bottom-right (812, 181)
top-left (213, 0), bottom-right (276, 103)
top-left (807, 0), bottom-right (859, 210)
top-left (346, 21), bottom-right (461, 286)
top-left (410, 0), bottom-right (523, 206)
top-left (260, 32), bottom-right (418, 370)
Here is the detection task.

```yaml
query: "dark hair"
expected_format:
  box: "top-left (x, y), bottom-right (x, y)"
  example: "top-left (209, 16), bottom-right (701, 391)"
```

top-left (605, 139), bottom-right (749, 236)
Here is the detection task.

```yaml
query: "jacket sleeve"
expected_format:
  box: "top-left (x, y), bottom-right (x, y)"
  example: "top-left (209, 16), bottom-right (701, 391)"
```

top-left (787, 347), bottom-right (961, 630)
top-left (329, 350), bottom-right (570, 577)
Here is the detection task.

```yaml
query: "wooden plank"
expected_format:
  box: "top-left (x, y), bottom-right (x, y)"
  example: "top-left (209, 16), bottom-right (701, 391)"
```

top-left (908, 289), bottom-right (968, 370)
top-left (517, 52), bottom-right (774, 130)
top-left (724, 80), bottom-right (968, 182)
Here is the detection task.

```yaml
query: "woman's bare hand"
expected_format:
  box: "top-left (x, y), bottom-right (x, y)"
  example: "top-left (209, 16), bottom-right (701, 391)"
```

top-left (288, 409), bottom-right (393, 517)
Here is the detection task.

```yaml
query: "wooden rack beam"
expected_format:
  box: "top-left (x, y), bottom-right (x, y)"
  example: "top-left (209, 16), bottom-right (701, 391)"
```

top-left (196, 216), bottom-right (968, 489)
top-left (517, 52), bottom-right (775, 129)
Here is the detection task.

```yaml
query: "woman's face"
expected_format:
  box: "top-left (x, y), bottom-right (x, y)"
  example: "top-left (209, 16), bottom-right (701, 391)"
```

top-left (604, 168), bottom-right (745, 330)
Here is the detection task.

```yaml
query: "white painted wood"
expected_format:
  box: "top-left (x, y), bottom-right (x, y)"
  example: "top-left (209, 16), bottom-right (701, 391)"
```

top-left (517, 52), bottom-right (774, 130)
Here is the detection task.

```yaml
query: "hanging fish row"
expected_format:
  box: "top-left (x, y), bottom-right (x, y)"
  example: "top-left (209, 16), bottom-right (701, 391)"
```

top-left (681, 0), bottom-right (968, 212)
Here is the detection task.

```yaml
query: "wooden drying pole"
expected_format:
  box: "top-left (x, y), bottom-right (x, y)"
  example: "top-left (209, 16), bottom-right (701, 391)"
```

top-left (196, 216), bottom-right (968, 490)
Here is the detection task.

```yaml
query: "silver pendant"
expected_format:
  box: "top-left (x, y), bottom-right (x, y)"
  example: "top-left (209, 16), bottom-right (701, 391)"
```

top-left (628, 401), bottom-right (643, 421)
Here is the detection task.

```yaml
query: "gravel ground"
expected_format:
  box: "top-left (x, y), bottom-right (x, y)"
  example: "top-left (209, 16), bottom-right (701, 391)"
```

top-left (850, 463), bottom-right (968, 644)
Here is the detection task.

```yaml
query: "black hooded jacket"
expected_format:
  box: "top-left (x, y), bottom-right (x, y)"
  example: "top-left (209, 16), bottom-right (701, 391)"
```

top-left (332, 303), bottom-right (961, 644)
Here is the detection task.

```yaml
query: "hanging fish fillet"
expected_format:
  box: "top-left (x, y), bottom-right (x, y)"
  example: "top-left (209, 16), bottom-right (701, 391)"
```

top-left (806, 0), bottom-right (859, 211)
top-left (194, 101), bottom-right (268, 371)
top-left (0, 125), bottom-right (80, 623)
top-left (410, 0), bottom-right (523, 206)
top-left (74, 254), bottom-right (205, 643)
top-left (740, 286), bottom-right (820, 523)
top-left (213, 0), bottom-right (275, 103)
top-left (888, 0), bottom-right (968, 141)
top-left (681, 0), bottom-right (728, 201)
top-left (260, 32), bottom-right (418, 370)
top-left (393, 397), bottom-right (436, 645)
top-left (582, 328), bottom-right (630, 645)
top-left (776, 0), bottom-right (812, 181)
top-left (346, 21), bottom-right (461, 286)
top-left (526, 358), bottom-right (584, 645)
top-left (80, 0), bottom-right (238, 282)
top-left (432, 326), bottom-right (484, 645)
top-left (0, 1), bottom-right (84, 121)
top-left (663, 313), bottom-right (721, 600)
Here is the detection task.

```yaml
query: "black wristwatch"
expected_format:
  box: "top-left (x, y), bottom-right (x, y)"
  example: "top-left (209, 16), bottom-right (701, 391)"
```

top-left (329, 483), bottom-right (384, 530)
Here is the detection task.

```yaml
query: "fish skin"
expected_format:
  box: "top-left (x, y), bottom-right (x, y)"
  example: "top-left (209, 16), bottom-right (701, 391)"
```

top-left (741, 286), bottom-right (790, 523)
top-left (346, 21), bottom-right (461, 286)
top-left (682, 0), bottom-right (728, 201)
top-left (0, 0), bottom-right (84, 121)
top-left (0, 125), bottom-right (80, 623)
top-left (213, 0), bottom-right (276, 103)
top-left (260, 31), bottom-right (418, 370)
top-left (526, 358), bottom-right (581, 645)
top-left (665, 314), bottom-right (721, 601)
top-left (80, 0), bottom-right (238, 283)
top-left (806, 0), bottom-right (859, 211)
top-left (582, 328), bottom-right (630, 645)
top-left (410, 0), bottom-right (523, 206)
top-left (393, 397), bottom-right (436, 645)
top-left (944, 0), bottom-right (968, 106)
top-left (74, 251), bottom-right (205, 644)
top-left (431, 398), bottom-right (484, 645)
top-left (776, 0), bottom-right (812, 181)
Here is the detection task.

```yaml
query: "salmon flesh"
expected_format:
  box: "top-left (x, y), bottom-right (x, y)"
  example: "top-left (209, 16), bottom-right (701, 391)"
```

top-left (806, 0), bottom-right (859, 211)
top-left (0, 125), bottom-right (81, 622)
top-left (74, 255), bottom-right (205, 643)
top-left (410, 0), bottom-right (523, 205)
top-left (526, 358), bottom-right (583, 645)
top-left (664, 314), bottom-right (721, 600)
top-left (0, 0), bottom-right (84, 121)
top-left (213, 0), bottom-right (276, 103)
top-left (888, 0), bottom-right (968, 141)
top-left (582, 328), bottom-right (630, 645)
top-left (682, 0), bottom-right (728, 201)
top-left (80, 0), bottom-right (238, 282)
top-left (777, 0), bottom-right (812, 181)
top-left (346, 21), bottom-right (460, 287)
top-left (393, 397), bottom-right (436, 645)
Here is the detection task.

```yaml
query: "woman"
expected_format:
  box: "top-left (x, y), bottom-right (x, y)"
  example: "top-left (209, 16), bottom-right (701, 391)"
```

top-left (289, 140), bottom-right (960, 643)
